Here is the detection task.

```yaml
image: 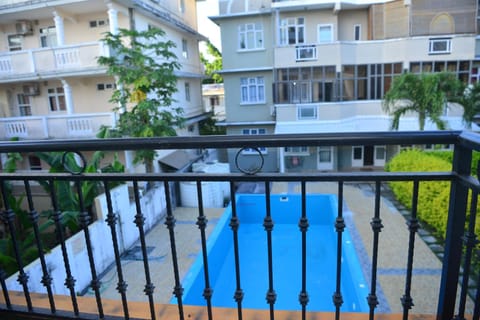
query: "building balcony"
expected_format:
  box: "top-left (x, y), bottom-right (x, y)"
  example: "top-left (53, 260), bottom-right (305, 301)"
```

top-left (0, 132), bottom-right (479, 319)
top-left (0, 112), bottom-right (115, 140)
top-left (274, 35), bottom-right (476, 68)
top-left (0, 42), bottom-right (107, 83)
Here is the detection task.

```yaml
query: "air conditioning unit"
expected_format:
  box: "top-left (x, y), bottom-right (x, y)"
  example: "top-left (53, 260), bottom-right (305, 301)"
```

top-left (16, 20), bottom-right (34, 36)
top-left (23, 84), bottom-right (40, 96)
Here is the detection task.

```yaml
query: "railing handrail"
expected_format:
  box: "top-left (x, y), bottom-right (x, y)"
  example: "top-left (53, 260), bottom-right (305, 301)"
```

top-left (0, 130), bottom-right (464, 152)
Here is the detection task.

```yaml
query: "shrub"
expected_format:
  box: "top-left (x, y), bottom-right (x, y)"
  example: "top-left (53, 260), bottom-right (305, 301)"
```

top-left (386, 149), bottom-right (452, 239)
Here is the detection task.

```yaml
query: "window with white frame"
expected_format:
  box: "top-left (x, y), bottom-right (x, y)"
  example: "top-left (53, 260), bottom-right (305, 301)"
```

top-left (242, 128), bottom-right (267, 154)
top-left (354, 24), bottom-right (361, 41)
top-left (279, 17), bottom-right (305, 45)
top-left (429, 38), bottom-right (451, 54)
top-left (97, 83), bottom-right (115, 91)
top-left (47, 87), bottom-right (66, 111)
top-left (8, 35), bottom-right (22, 51)
top-left (17, 94), bottom-right (31, 116)
top-left (374, 146), bottom-right (386, 166)
top-left (352, 146), bottom-right (363, 167)
top-left (297, 105), bottom-right (317, 120)
top-left (318, 146), bottom-right (333, 170)
top-left (240, 77), bottom-right (265, 104)
top-left (182, 39), bottom-right (188, 58)
top-left (284, 146), bottom-right (309, 155)
top-left (40, 26), bottom-right (57, 48)
top-left (318, 24), bottom-right (333, 43)
top-left (185, 82), bottom-right (190, 101)
top-left (239, 23), bottom-right (264, 50)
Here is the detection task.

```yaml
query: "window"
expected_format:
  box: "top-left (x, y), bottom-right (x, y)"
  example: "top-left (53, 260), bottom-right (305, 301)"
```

top-left (182, 39), bottom-right (188, 58)
top-left (296, 45), bottom-right (317, 61)
top-left (97, 83), bottom-right (115, 90)
top-left (274, 66), bottom-right (336, 104)
top-left (89, 19), bottom-right (109, 28)
top-left (297, 105), bottom-right (317, 120)
top-left (318, 24), bottom-right (333, 43)
top-left (279, 17), bottom-right (305, 45)
top-left (242, 128), bottom-right (267, 154)
top-left (240, 77), bottom-right (265, 104)
top-left (284, 146), bottom-right (309, 155)
top-left (429, 38), bottom-right (451, 54)
top-left (48, 87), bottom-right (66, 111)
top-left (239, 23), bottom-right (263, 50)
top-left (317, 146), bottom-right (333, 170)
top-left (8, 35), bottom-right (22, 51)
top-left (40, 26), bottom-right (57, 48)
top-left (354, 24), bottom-right (361, 41)
top-left (17, 94), bottom-right (31, 116)
top-left (179, 0), bottom-right (185, 13)
top-left (185, 82), bottom-right (190, 101)
top-left (28, 155), bottom-right (42, 171)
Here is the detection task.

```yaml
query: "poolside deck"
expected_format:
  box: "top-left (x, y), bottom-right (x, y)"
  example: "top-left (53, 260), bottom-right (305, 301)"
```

top-left (81, 182), bottom-right (470, 315)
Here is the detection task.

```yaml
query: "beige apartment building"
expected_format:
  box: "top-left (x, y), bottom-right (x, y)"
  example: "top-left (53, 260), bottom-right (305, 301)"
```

top-left (212, 0), bottom-right (479, 172)
top-left (0, 0), bottom-right (207, 172)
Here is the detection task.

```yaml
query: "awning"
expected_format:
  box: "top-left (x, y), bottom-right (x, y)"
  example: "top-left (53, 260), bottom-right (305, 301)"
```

top-left (158, 150), bottom-right (195, 170)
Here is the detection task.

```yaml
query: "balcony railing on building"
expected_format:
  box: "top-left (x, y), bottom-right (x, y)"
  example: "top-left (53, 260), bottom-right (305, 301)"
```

top-left (0, 132), bottom-right (479, 320)
top-left (0, 42), bottom-right (107, 81)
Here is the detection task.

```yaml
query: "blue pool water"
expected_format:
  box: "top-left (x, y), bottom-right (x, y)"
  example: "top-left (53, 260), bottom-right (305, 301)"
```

top-left (179, 194), bottom-right (369, 312)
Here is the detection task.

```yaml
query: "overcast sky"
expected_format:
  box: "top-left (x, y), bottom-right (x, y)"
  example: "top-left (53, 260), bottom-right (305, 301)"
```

top-left (197, 0), bottom-right (222, 52)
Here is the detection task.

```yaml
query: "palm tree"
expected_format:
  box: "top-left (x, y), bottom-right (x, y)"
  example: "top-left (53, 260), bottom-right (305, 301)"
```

top-left (382, 72), bottom-right (463, 130)
top-left (455, 82), bottom-right (480, 128)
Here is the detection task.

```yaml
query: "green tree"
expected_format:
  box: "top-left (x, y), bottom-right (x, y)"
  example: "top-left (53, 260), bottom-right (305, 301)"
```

top-left (97, 28), bottom-right (183, 172)
top-left (455, 82), bottom-right (480, 128)
top-left (382, 72), bottom-right (463, 130)
top-left (200, 41), bottom-right (223, 84)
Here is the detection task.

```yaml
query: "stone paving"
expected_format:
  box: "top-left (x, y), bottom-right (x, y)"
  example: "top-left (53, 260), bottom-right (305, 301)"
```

top-left (83, 181), bottom-right (473, 315)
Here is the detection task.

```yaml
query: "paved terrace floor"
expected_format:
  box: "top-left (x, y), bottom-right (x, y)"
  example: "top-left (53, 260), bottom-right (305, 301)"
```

top-left (83, 182), bottom-right (474, 315)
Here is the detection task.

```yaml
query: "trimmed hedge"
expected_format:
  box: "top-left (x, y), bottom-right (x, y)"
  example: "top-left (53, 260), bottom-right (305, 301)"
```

top-left (386, 149), bottom-right (451, 239)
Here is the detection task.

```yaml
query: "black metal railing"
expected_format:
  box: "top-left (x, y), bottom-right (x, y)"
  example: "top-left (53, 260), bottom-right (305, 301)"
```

top-left (0, 131), bottom-right (478, 320)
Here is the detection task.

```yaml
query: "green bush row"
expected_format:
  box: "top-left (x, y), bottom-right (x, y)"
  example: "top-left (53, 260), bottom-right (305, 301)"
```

top-left (386, 149), bottom-right (452, 239)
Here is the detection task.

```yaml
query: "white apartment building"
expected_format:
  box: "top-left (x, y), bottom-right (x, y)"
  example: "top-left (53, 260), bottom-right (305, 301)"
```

top-left (0, 0), bottom-right (207, 172)
top-left (212, 0), bottom-right (479, 172)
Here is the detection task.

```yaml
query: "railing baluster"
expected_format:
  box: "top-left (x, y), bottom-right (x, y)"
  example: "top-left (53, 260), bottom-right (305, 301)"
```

top-left (195, 181), bottom-right (213, 320)
top-left (298, 181), bottom-right (309, 320)
top-left (24, 180), bottom-right (56, 314)
top-left (438, 143), bottom-right (471, 320)
top-left (103, 181), bottom-right (129, 319)
top-left (333, 181), bottom-right (345, 320)
top-left (229, 181), bottom-right (243, 320)
top-left (263, 181), bottom-right (276, 320)
top-left (75, 180), bottom-right (103, 318)
top-left (0, 267), bottom-right (11, 309)
top-left (0, 181), bottom-right (32, 311)
top-left (48, 179), bottom-right (78, 315)
top-left (367, 181), bottom-right (383, 320)
top-left (132, 181), bottom-right (156, 320)
top-left (164, 180), bottom-right (184, 320)
top-left (455, 189), bottom-right (478, 320)
top-left (401, 180), bottom-right (419, 320)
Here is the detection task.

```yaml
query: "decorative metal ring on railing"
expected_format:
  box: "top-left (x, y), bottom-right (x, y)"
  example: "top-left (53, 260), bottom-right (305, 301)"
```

top-left (234, 147), bottom-right (264, 175)
top-left (62, 151), bottom-right (87, 175)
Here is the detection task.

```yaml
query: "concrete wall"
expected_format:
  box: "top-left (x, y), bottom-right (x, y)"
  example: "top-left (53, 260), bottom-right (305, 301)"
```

top-left (6, 183), bottom-right (168, 295)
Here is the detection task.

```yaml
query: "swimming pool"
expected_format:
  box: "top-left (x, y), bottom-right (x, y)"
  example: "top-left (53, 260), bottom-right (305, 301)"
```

top-left (179, 194), bottom-right (369, 312)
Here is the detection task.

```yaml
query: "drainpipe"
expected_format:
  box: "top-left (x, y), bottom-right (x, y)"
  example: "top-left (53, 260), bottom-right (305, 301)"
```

top-left (53, 11), bottom-right (65, 46)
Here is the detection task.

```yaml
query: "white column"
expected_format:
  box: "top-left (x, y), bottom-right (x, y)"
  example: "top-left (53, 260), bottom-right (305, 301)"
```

top-left (279, 147), bottom-right (285, 173)
top-left (53, 11), bottom-right (65, 46)
top-left (107, 4), bottom-right (119, 35)
top-left (61, 80), bottom-right (74, 114)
